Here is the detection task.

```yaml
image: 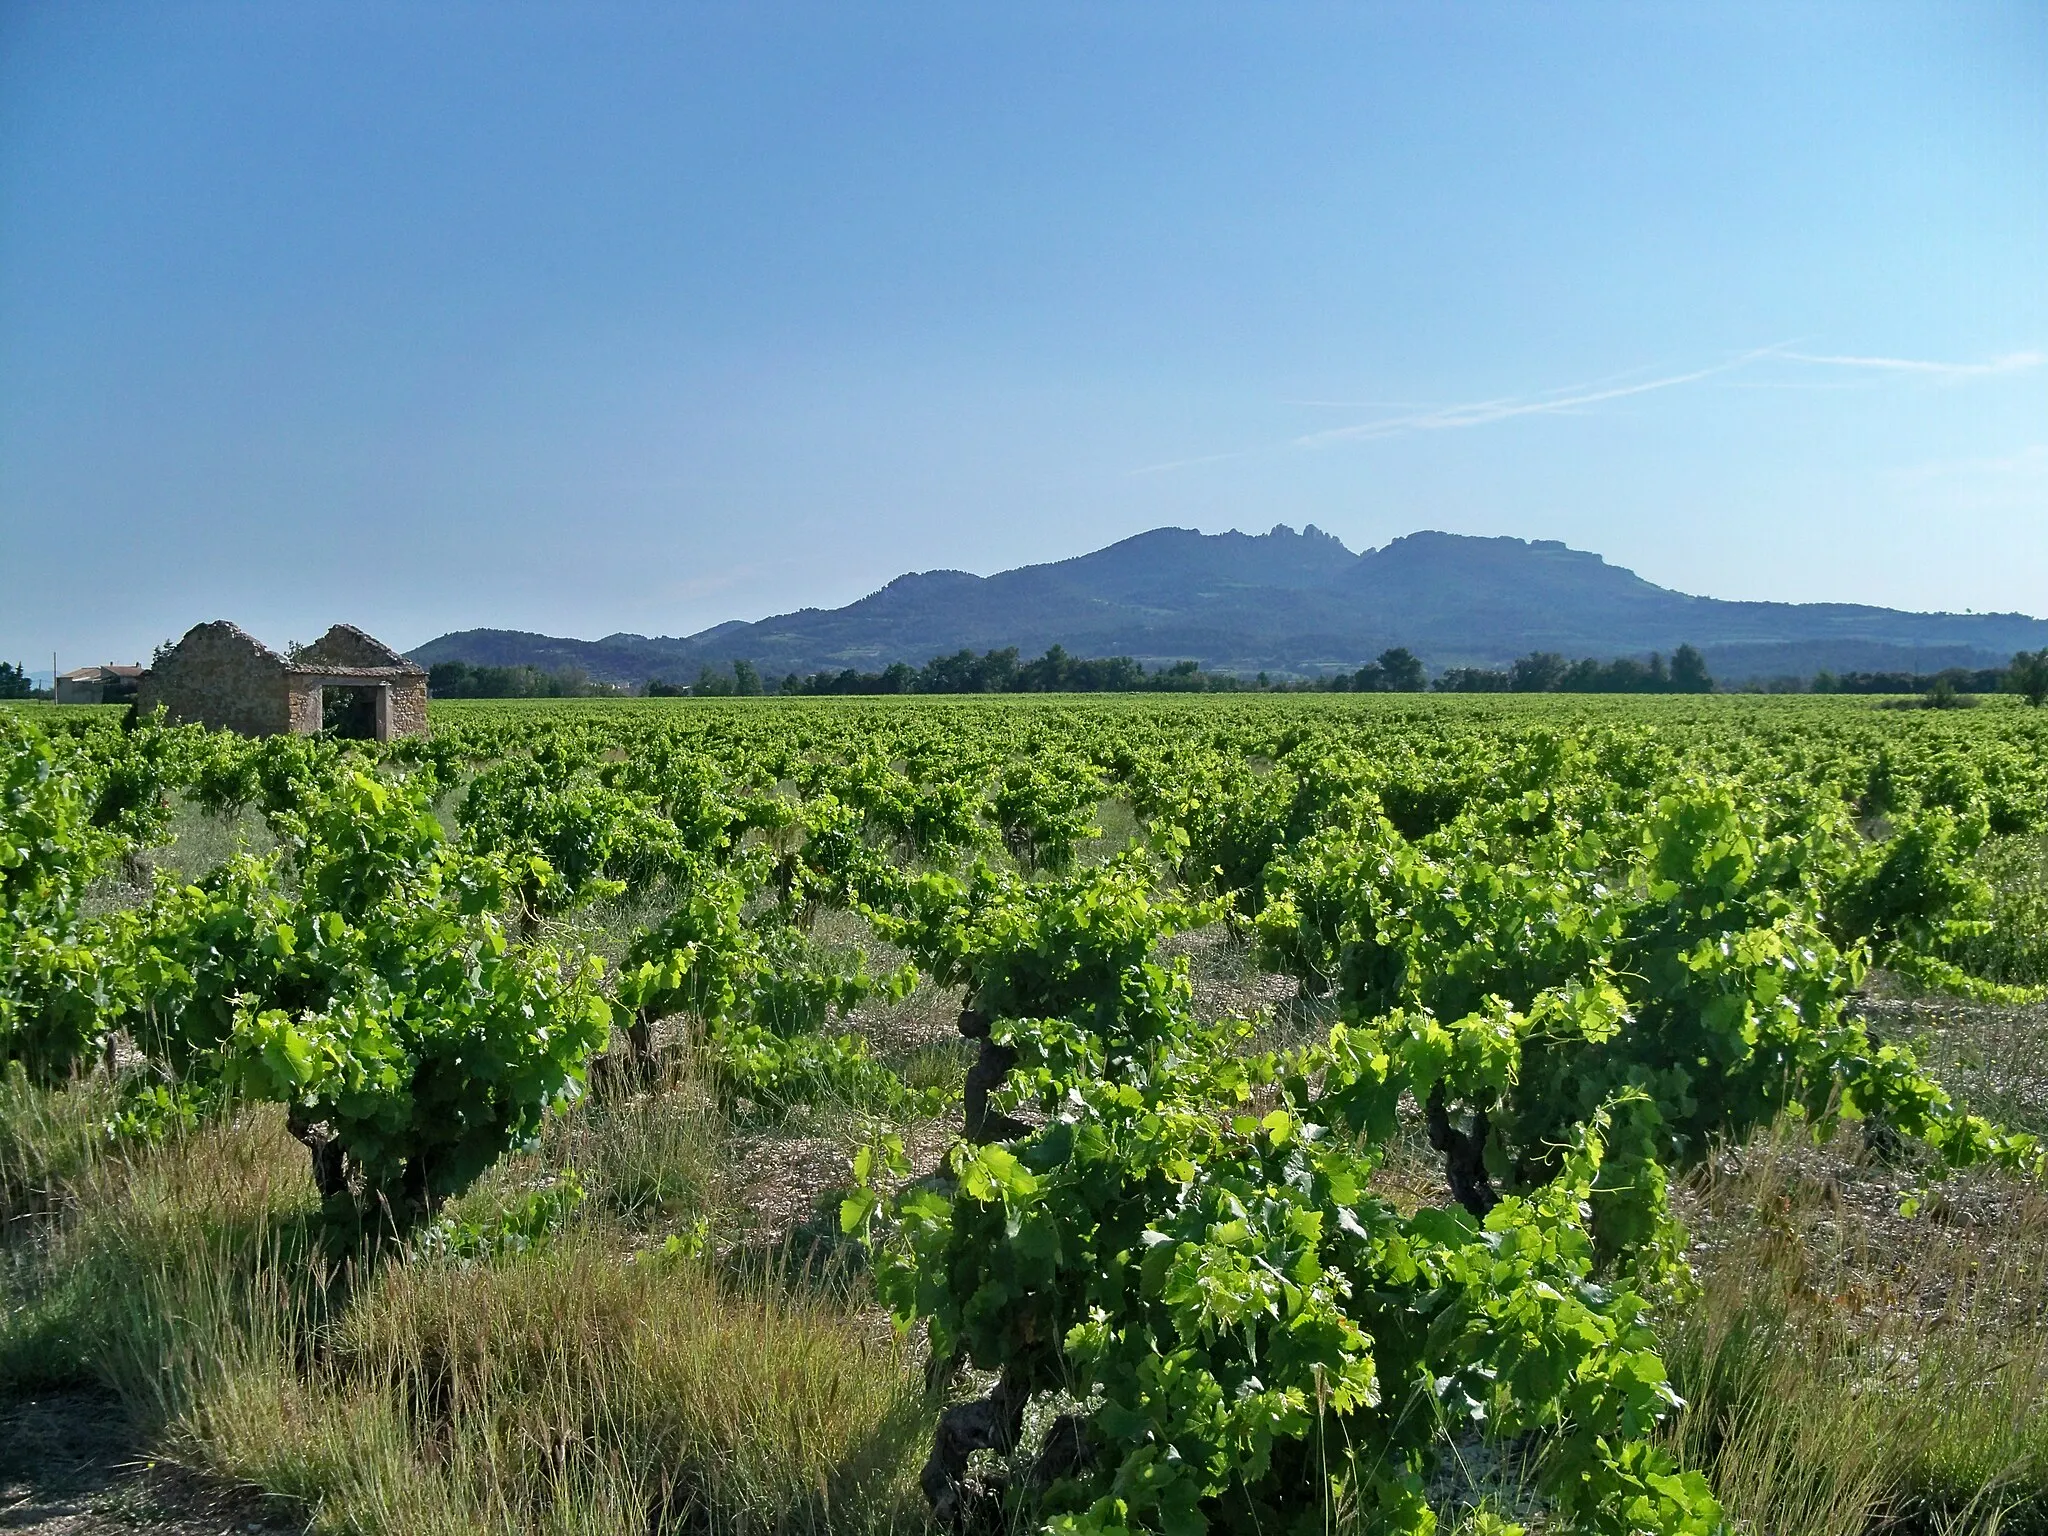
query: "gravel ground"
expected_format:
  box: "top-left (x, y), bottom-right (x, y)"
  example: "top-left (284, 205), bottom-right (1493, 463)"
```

top-left (0, 1391), bottom-right (301, 1535)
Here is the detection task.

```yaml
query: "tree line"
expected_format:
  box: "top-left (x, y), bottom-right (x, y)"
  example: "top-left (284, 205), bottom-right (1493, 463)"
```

top-left (1433, 644), bottom-right (1714, 694)
top-left (0, 662), bottom-right (43, 700)
top-left (771, 645), bottom-right (1234, 696)
top-left (426, 661), bottom-right (627, 699)
top-left (1814, 665), bottom-right (2010, 695)
top-left (401, 643), bottom-right (2048, 705)
top-left (7, 644), bottom-right (2038, 706)
top-left (1726, 650), bottom-right (2048, 705)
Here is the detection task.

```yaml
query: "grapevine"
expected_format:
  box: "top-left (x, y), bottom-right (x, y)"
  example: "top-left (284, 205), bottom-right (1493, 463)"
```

top-left (4, 692), bottom-right (2045, 1530)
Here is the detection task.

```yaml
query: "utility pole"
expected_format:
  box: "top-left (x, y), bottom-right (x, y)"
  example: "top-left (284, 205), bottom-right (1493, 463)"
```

top-left (52, 651), bottom-right (58, 704)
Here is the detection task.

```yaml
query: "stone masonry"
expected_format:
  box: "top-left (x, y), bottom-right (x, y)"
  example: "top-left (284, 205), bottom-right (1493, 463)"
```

top-left (136, 622), bottom-right (428, 741)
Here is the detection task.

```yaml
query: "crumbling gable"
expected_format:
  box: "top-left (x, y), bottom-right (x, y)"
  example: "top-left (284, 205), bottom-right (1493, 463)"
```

top-left (135, 622), bottom-right (293, 737)
top-left (298, 624), bottom-right (416, 671)
top-left (135, 621), bottom-right (428, 741)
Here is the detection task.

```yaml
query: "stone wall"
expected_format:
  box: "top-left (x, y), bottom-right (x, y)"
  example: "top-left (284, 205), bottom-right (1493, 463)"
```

top-left (286, 680), bottom-right (326, 735)
top-left (135, 622), bottom-right (291, 736)
top-left (386, 677), bottom-right (429, 738)
top-left (281, 675), bottom-right (430, 741)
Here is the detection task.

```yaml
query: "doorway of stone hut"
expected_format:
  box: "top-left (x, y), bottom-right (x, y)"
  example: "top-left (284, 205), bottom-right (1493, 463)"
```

top-left (320, 684), bottom-right (385, 740)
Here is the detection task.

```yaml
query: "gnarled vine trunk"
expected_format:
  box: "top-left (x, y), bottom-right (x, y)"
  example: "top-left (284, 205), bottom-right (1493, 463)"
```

top-left (287, 1111), bottom-right (348, 1202)
top-left (1426, 1083), bottom-right (1498, 1219)
top-left (921, 1365), bottom-right (1031, 1531)
top-left (958, 1006), bottom-right (1026, 1142)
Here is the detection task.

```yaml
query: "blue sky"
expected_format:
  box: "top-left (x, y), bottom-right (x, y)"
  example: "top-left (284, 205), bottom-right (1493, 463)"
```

top-left (3, 2), bottom-right (2043, 666)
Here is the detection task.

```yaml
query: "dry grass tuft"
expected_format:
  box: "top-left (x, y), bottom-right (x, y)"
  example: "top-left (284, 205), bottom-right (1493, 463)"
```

top-left (1669, 1125), bottom-right (2048, 1536)
top-left (1, 1069), bottom-right (930, 1535)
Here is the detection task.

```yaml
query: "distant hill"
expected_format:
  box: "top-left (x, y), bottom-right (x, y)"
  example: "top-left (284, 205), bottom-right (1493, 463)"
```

top-left (411, 526), bottom-right (2048, 685)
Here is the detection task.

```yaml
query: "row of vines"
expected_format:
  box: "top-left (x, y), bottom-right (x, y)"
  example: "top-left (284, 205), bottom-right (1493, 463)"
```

top-left (6, 694), bottom-right (2047, 1534)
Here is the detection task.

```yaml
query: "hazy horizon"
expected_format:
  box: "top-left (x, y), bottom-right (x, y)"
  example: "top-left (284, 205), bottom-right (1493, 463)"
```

top-left (4, 3), bottom-right (2043, 665)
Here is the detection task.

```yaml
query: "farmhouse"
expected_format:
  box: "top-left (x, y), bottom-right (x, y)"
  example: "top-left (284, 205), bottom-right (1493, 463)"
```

top-left (54, 663), bottom-right (144, 705)
top-left (136, 622), bottom-right (428, 740)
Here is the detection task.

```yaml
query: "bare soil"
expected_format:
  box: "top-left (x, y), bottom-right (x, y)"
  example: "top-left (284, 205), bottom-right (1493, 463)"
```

top-left (0, 1389), bottom-right (302, 1535)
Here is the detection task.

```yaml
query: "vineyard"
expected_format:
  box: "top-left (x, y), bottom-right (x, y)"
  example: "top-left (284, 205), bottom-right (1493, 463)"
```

top-left (4, 693), bottom-right (2048, 1536)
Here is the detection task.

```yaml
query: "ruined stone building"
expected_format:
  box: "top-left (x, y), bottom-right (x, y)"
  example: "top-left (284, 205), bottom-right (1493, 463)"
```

top-left (54, 664), bottom-right (143, 705)
top-left (135, 622), bottom-right (429, 740)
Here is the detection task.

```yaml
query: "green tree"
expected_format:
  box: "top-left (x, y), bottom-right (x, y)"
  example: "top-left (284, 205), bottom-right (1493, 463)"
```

top-left (2012, 648), bottom-right (2048, 707)
top-left (1670, 642), bottom-right (1713, 693)
top-left (1510, 651), bottom-right (1568, 692)
top-left (1375, 646), bottom-right (1425, 691)
top-left (731, 658), bottom-right (763, 696)
top-left (0, 662), bottom-right (34, 700)
top-left (1433, 666), bottom-right (1510, 692)
top-left (1018, 645), bottom-right (1075, 692)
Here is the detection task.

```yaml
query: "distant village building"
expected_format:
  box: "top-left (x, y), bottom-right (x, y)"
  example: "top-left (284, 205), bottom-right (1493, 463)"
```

top-left (54, 664), bottom-right (144, 705)
top-left (135, 622), bottom-right (429, 741)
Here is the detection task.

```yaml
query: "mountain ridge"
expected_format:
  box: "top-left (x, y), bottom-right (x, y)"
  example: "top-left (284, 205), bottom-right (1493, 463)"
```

top-left (412, 526), bottom-right (2047, 685)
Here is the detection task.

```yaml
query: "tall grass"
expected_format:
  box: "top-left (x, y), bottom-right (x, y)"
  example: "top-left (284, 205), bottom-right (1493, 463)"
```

top-left (0, 1072), bottom-right (932, 1535)
top-left (1667, 1132), bottom-right (2048, 1536)
top-left (536, 1067), bottom-right (725, 1229)
top-left (0, 1059), bottom-right (120, 1226)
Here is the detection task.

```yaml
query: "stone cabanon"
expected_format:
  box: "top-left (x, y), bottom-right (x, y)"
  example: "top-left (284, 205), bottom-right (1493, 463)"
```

top-left (136, 622), bottom-right (429, 741)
